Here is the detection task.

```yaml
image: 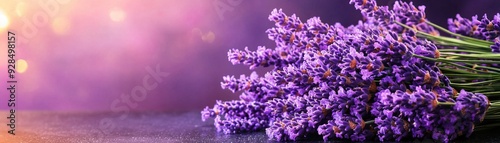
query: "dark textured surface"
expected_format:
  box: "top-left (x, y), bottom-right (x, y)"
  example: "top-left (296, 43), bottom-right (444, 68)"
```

top-left (0, 111), bottom-right (499, 143)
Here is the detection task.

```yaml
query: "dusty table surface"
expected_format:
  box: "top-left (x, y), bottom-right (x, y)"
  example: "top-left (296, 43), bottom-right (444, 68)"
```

top-left (0, 111), bottom-right (498, 143)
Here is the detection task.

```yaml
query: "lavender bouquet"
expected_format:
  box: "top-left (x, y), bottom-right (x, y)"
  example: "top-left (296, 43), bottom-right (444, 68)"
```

top-left (202, 0), bottom-right (500, 142)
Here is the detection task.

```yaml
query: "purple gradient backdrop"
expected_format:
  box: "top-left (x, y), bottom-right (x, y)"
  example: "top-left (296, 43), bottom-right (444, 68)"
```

top-left (0, 0), bottom-right (499, 111)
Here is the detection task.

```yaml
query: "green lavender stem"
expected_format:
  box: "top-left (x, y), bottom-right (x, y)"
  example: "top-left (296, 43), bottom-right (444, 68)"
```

top-left (424, 21), bottom-right (493, 46)
top-left (438, 49), bottom-right (489, 54)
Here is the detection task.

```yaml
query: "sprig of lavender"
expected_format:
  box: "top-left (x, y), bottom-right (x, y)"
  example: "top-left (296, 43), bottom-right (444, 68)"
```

top-left (201, 0), bottom-right (500, 142)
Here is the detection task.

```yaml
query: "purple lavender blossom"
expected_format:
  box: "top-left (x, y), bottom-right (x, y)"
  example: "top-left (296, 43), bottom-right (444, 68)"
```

top-left (371, 90), bottom-right (410, 141)
top-left (432, 107), bottom-right (462, 142)
top-left (203, 100), bottom-right (269, 133)
top-left (350, 0), bottom-right (377, 14)
top-left (318, 112), bottom-right (374, 141)
top-left (455, 90), bottom-right (489, 125)
top-left (264, 98), bottom-right (298, 119)
top-left (286, 114), bottom-right (309, 140)
top-left (492, 37), bottom-right (500, 53)
top-left (227, 46), bottom-right (284, 70)
top-left (269, 9), bottom-right (304, 31)
top-left (349, 0), bottom-right (438, 34)
top-left (393, 1), bottom-right (426, 25)
top-left (201, 106), bottom-right (217, 122)
top-left (371, 86), bottom-right (446, 141)
top-left (478, 14), bottom-right (500, 40)
top-left (448, 14), bottom-right (483, 39)
top-left (265, 112), bottom-right (318, 141)
top-left (448, 13), bottom-right (500, 41)
top-left (266, 119), bottom-right (288, 141)
top-left (326, 87), bottom-right (370, 118)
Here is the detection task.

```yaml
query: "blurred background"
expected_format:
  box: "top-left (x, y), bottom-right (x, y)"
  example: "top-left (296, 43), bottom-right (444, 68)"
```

top-left (0, 0), bottom-right (499, 112)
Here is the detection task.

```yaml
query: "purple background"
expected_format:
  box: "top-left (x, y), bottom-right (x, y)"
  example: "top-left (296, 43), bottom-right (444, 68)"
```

top-left (1, 0), bottom-right (499, 112)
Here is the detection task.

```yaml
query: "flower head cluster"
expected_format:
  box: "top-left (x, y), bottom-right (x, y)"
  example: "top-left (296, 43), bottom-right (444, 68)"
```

top-left (350, 0), bottom-right (438, 34)
top-left (202, 0), bottom-right (491, 142)
top-left (371, 87), bottom-right (433, 141)
top-left (455, 90), bottom-right (489, 125)
top-left (201, 100), bottom-right (269, 134)
top-left (448, 13), bottom-right (500, 41)
top-left (491, 37), bottom-right (500, 53)
top-left (318, 112), bottom-right (375, 141)
top-left (431, 90), bottom-right (489, 143)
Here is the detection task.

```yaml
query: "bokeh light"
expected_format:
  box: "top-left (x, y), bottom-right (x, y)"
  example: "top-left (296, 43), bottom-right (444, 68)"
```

top-left (0, 10), bottom-right (9, 29)
top-left (52, 17), bottom-right (71, 35)
top-left (16, 59), bottom-right (28, 73)
top-left (109, 8), bottom-right (126, 22)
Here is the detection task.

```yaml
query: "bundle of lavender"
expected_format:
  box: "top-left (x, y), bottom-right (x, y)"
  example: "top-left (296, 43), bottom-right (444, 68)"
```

top-left (201, 0), bottom-right (500, 142)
